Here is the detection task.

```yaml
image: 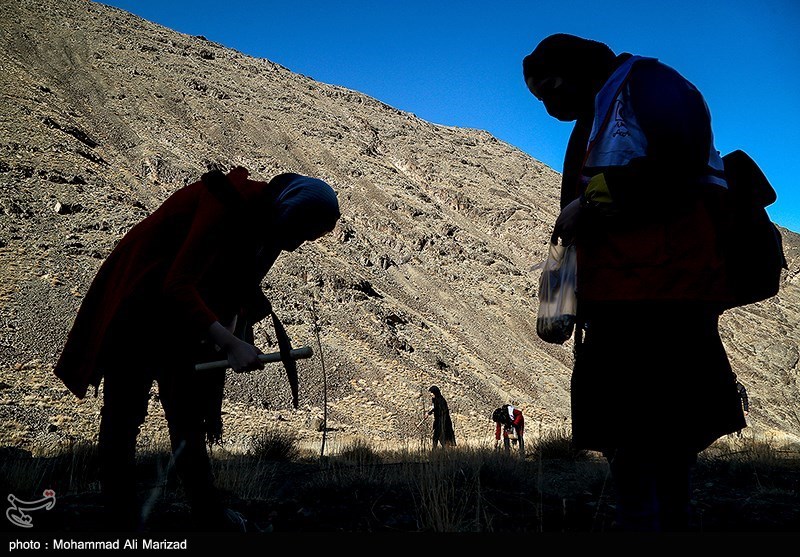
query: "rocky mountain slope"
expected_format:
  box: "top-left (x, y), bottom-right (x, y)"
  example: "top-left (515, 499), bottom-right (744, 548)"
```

top-left (1, 0), bottom-right (798, 454)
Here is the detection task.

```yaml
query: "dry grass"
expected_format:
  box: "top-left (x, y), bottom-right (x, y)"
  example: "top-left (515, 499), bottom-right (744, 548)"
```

top-left (1, 428), bottom-right (798, 533)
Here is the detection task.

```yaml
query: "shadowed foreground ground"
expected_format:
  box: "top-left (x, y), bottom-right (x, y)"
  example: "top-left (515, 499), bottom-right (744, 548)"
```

top-left (2, 435), bottom-right (799, 539)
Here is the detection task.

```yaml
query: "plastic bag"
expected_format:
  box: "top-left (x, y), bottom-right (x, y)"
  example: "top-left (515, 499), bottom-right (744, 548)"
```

top-left (536, 241), bottom-right (577, 344)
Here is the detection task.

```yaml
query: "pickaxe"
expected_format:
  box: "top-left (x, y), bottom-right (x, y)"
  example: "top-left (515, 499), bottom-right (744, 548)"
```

top-left (194, 345), bottom-right (313, 371)
top-left (194, 345), bottom-right (313, 409)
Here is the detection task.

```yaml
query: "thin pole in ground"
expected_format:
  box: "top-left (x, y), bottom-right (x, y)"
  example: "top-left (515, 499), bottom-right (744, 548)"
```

top-left (309, 303), bottom-right (328, 460)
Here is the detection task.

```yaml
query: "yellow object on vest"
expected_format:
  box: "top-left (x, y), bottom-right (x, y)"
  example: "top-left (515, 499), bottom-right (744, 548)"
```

top-left (584, 173), bottom-right (613, 205)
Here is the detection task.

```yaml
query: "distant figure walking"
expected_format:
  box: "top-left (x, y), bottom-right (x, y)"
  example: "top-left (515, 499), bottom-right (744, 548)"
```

top-left (425, 385), bottom-right (456, 448)
top-left (53, 166), bottom-right (340, 532)
top-left (492, 404), bottom-right (525, 458)
top-left (735, 378), bottom-right (750, 437)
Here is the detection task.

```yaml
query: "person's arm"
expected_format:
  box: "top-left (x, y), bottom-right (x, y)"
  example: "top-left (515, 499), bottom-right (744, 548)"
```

top-left (161, 181), bottom-right (264, 372)
top-left (208, 321), bottom-right (264, 372)
top-left (240, 284), bottom-right (272, 325)
top-left (512, 411), bottom-right (524, 433)
top-left (160, 183), bottom-right (228, 329)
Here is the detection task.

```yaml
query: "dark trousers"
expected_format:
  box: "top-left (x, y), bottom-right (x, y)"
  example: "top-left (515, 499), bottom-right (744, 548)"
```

top-left (432, 422), bottom-right (455, 448)
top-left (98, 363), bottom-right (223, 531)
top-left (432, 430), bottom-right (452, 448)
top-left (603, 447), bottom-right (697, 532)
top-left (503, 434), bottom-right (525, 458)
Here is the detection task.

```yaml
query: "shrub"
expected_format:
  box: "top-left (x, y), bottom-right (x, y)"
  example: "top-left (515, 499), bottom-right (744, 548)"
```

top-left (248, 427), bottom-right (299, 461)
top-left (336, 437), bottom-right (383, 465)
top-left (530, 425), bottom-right (589, 460)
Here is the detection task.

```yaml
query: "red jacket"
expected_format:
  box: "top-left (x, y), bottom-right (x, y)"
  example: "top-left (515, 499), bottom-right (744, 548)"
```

top-left (495, 406), bottom-right (524, 439)
top-left (54, 176), bottom-right (277, 398)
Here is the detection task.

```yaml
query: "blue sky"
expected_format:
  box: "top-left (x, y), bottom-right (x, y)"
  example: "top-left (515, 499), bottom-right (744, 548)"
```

top-left (98, 0), bottom-right (799, 233)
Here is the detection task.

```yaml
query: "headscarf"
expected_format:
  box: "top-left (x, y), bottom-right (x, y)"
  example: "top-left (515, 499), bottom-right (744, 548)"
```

top-left (252, 172), bottom-right (341, 277)
top-left (522, 33), bottom-right (616, 87)
top-left (492, 407), bottom-right (509, 425)
top-left (257, 173), bottom-right (340, 410)
top-left (202, 169), bottom-right (341, 411)
top-left (204, 168), bottom-right (341, 258)
top-left (522, 34), bottom-right (618, 205)
top-left (271, 172), bottom-right (341, 242)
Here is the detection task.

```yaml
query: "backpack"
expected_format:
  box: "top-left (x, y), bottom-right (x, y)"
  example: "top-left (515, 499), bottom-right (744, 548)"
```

top-left (720, 150), bottom-right (787, 309)
top-left (491, 407), bottom-right (507, 425)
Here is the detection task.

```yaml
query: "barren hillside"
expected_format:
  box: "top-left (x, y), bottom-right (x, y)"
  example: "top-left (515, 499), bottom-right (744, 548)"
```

top-left (1, 0), bottom-right (798, 454)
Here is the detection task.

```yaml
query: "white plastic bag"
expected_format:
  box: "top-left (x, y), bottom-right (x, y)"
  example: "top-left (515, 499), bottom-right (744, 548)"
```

top-left (536, 241), bottom-right (577, 344)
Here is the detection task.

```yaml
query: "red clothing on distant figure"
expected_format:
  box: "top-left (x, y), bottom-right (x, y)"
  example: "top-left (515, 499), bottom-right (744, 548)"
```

top-left (494, 405), bottom-right (524, 439)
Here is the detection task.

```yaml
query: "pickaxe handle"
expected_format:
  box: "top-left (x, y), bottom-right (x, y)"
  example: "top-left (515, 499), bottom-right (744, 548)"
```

top-left (194, 345), bottom-right (313, 371)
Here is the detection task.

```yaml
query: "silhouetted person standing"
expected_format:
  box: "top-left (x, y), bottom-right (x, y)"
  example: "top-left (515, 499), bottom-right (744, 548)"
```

top-left (522, 34), bottom-right (745, 532)
top-left (735, 377), bottom-right (749, 437)
top-left (426, 385), bottom-right (456, 448)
